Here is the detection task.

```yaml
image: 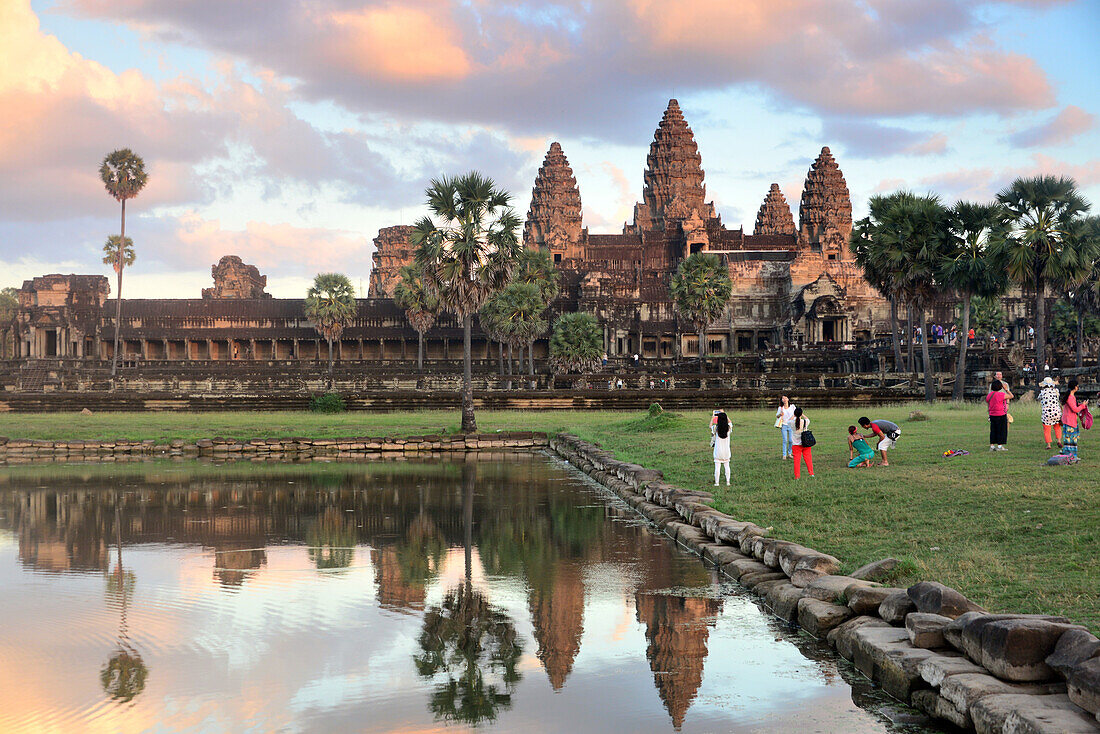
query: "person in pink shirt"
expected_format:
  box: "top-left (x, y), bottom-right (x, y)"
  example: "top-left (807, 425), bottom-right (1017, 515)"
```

top-left (1061, 379), bottom-right (1088, 457)
top-left (985, 379), bottom-right (1009, 451)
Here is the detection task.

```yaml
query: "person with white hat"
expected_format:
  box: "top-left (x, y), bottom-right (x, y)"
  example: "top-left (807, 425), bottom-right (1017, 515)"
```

top-left (1039, 376), bottom-right (1061, 449)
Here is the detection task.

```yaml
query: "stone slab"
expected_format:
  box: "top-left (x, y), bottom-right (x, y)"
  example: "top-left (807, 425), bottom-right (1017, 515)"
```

top-left (907, 612), bottom-right (952, 649)
top-left (798, 598), bottom-right (853, 637)
top-left (765, 583), bottom-right (806, 624)
top-left (828, 615), bottom-right (892, 661)
top-left (919, 653), bottom-right (989, 687)
top-left (804, 575), bottom-right (875, 603)
top-left (940, 673), bottom-right (1067, 715)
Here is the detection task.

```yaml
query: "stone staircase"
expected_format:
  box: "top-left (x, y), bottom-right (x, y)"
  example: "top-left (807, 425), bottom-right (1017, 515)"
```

top-left (18, 362), bottom-right (48, 392)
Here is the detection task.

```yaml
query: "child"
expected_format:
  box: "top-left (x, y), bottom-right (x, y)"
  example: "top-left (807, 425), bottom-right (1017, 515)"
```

top-left (847, 426), bottom-right (874, 468)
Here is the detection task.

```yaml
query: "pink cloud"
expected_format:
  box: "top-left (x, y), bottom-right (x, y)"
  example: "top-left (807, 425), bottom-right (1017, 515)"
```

top-left (1009, 105), bottom-right (1097, 148)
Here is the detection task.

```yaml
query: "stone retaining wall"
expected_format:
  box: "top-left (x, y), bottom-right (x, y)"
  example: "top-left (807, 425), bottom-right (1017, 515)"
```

top-left (0, 432), bottom-right (548, 464)
top-left (549, 432), bottom-right (1100, 734)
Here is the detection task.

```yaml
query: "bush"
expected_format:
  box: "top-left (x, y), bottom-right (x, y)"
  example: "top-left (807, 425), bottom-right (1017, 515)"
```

top-left (648, 402), bottom-right (664, 417)
top-left (310, 392), bottom-right (346, 413)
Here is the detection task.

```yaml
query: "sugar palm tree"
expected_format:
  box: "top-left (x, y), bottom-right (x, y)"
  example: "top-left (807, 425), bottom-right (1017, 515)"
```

top-left (412, 172), bottom-right (522, 433)
top-left (940, 202), bottom-right (1008, 400)
top-left (483, 282), bottom-right (548, 385)
top-left (1060, 216), bottom-right (1100, 368)
top-left (304, 273), bottom-right (357, 389)
top-left (394, 264), bottom-right (439, 373)
top-left (852, 209), bottom-right (905, 371)
top-left (991, 175), bottom-right (1092, 385)
top-left (668, 253), bottom-right (732, 367)
top-left (512, 248), bottom-right (560, 375)
top-left (99, 149), bottom-right (147, 376)
top-left (549, 312), bottom-right (603, 385)
top-left (101, 234), bottom-right (135, 362)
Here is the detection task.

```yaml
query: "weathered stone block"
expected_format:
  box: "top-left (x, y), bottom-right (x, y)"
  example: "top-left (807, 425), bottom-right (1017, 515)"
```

top-left (940, 674), bottom-right (1067, 716)
top-left (740, 570), bottom-right (787, 589)
top-left (828, 615), bottom-right (891, 660)
top-left (850, 626), bottom-right (936, 700)
top-left (880, 590), bottom-right (917, 625)
top-left (752, 578), bottom-right (789, 598)
top-left (848, 586), bottom-right (904, 615)
top-left (798, 598), bottom-right (853, 637)
top-left (765, 583), bottom-right (805, 623)
top-left (723, 557), bottom-right (770, 580)
top-left (736, 524), bottom-right (767, 553)
top-left (981, 619), bottom-right (1084, 682)
top-left (911, 688), bottom-right (972, 729)
top-left (1067, 657), bottom-right (1100, 715)
top-left (782, 548), bottom-right (840, 577)
top-left (908, 580), bottom-right (986, 619)
top-left (789, 567), bottom-right (825, 588)
top-left (850, 557), bottom-right (901, 582)
top-left (1003, 698), bottom-right (1100, 733)
top-left (804, 575), bottom-right (874, 603)
top-left (1046, 629), bottom-right (1100, 679)
top-left (907, 612), bottom-right (952, 649)
top-left (919, 653), bottom-right (989, 687)
top-left (971, 693), bottom-right (1081, 734)
top-left (704, 545), bottom-right (749, 566)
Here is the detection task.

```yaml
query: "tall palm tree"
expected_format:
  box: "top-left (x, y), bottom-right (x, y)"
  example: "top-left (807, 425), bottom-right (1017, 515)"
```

top-left (1060, 216), bottom-right (1100, 368)
top-left (940, 202), bottom-right (1008, 400)
top-left (668, 253), bottom-right (733, 368)
top-left (393, 264), bottom-right (439, 374)
top-left (852, 210), bottom-right (905, 371)
top-left (512, 248), bottom-right (561, 376)
top-left (99, 149), bottom-right (147, 376)
top-left (304, 273), bottom-right (357, 389)
top-left (412, 172), bottom-right (522, 433)
top-left (483, 282), bottom-right (548, 385)
top-left (101, 235), bottom-right (135, 362)
top-left (549, 312), bottom-right (603, 384)
top-left (992, 175), bottom-right (1092, 385)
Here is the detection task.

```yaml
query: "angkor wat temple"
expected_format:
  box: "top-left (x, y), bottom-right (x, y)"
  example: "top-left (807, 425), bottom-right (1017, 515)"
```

top-left (16, 99), bottom-right (915, 365)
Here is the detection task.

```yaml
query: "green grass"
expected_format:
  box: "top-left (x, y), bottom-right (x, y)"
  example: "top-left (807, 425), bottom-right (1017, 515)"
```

top-left (2, 403), bottom-right (1097, 629)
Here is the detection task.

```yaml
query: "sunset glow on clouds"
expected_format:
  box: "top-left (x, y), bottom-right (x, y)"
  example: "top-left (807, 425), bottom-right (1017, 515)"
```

top-left (1, 0), bottom-right (1097, 297)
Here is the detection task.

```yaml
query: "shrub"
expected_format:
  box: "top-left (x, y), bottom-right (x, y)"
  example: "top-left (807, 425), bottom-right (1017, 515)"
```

top-left (310, 392), bottom-right (346, 413)
top-left (648, 402), bottom-right (664, 417)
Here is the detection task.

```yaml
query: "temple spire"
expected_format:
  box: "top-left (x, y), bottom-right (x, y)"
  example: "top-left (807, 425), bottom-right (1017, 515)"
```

top-left (524, 142), bottom-right (583, 261)
top-left (631, 99), bottom-right (715, 233)
top-left (753, 184), bottom-right (796, 236)
top-left (798, 146), bottom-right (853, 256)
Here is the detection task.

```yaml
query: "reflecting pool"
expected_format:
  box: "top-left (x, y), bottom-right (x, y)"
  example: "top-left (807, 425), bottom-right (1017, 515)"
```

top-left (0, 456), bottom-right (943, 733)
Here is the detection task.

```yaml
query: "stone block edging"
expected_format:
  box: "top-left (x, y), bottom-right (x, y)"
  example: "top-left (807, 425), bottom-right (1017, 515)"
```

top-left (0, 432), bottom-right (549, 464)
top-left (548, 432), bottom-right (1100, 733)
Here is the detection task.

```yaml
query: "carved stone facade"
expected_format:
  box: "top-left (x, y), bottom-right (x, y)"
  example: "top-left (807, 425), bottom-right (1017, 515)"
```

top-left (202, 255), bottom-right (270, 300)
top-left (754, 184), bottom-right (797, 236)
top-left (368, 225), bottom-right (417, 298)
top-left (524, 142), bottom-right (584, 261)
top-left (798, 146), bottom-right (853, 257)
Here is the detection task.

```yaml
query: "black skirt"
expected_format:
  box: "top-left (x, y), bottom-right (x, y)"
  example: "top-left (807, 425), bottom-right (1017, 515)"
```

top-left (989, 414), bottom-right (1008, 445)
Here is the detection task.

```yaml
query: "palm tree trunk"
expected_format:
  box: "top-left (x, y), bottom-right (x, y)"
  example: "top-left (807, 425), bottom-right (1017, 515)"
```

top-left (889, 297), bottom-right (903, 373)
top-left (952, 294), bottom-right (971, 401)
top-left (906, 304), bottom-right (915, 372)
top-left (698, 324), bottom-right (706, 373)
top-left (497, 341), bottom-right (504, 376)
top-left (417, 331), bottom-right (424, 373)
top-left (461, 315), bottom-right (476, 433)
top-left (528, 338), bottom-right (535, 377)
top-left (506, 342), bottom-right (513, 390)
top-left (1076, 311), bottom-right (1084, 369)
top-left (920, 306), bottom-right (934, 403)
top-left (463, 462), bottom-right (474, 583)
top-left (327, 338), bottom-right (334, 390)
top-left (1035, 275), bottom-right (1046, 389)
top-left (111, 199), bottom-right (125, 378)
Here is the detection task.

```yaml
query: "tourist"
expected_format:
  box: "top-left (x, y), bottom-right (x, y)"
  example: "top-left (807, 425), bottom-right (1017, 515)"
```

top-left (968, 327), bottom-right (975, 344)
top-left (986, 379), bottom-right (1009, 451)
top-left (775, 395), bottom-right (796, 459)
top-left (992, 371), bottom-right (1014, 400)
top-left (847, 426), bottom-right (875, 468)
top-left (632, 353), bottom-right (639, 369)
top-left (1039, 376), bottom-right (1062, 449)
top-left (858, 416), bottom-right (900, 467)
top-left (601, 352), bottom-right (608, 367)
top-left (1028, 325), bottom-right (1035, 348)
top-left (711, 410), bottom-right (731, 486)
top-left (791, 407), bottom-right (814, 479)
top-left (1061, 380), bottom-right (1088, 458)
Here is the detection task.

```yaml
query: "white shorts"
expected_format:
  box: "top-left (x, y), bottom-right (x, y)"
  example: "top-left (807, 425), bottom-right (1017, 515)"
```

top-left (878, 432), bottom-right (899, 451)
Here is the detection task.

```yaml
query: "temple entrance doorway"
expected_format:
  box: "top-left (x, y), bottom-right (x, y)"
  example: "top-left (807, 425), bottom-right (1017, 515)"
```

top-left (822, 320), bottom-right (836, 342)
top-left (44, 330), bottom-right (57, 357)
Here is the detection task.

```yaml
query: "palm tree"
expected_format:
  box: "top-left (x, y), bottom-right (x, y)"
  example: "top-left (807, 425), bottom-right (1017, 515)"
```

top-left (483, 282), bottom-right (548, 386)
top-left (412, 172), bottom-right (522, 433)
top-left (549, 312), bottom-right (603, 385)
top-left (512, 248), bottom-right (561, 375)
top-left (940, 202), bottom-right (1008, 400)
top-left (1060, 216), bottom-right (1100, 368)
top-left (992, 176), bottom-right (1092, 386)
top-left (852, 211), bottom-right (905, 371)
top-left (304, 273), bottom-right (357, 389)
top-left (99, 149), bottom-right (147, 376)
top-left (668, 253), bottom-right (732, 368)
top-left (393, 264), bottom-right (439, 374)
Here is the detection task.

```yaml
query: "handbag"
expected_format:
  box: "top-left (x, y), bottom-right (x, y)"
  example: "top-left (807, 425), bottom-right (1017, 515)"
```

top-left (1006, 413), bottom-right (1014, 425)
top-left (774, 417), bottom-right (783, 428)
top-left (1083, 406), bottom-right (1093, 431)
top-left (800, 430), bottom-right (817, 448)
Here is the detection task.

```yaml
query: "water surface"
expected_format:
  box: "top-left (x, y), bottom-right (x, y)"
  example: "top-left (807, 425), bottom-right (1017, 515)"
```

top-left (0, 457), bottom-right (942, 733)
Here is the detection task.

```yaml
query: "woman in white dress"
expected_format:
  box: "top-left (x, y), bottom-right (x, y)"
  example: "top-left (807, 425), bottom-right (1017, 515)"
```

top-left (712, 410), bottom-right (731, 486)
top-left (775, 395), bottom-right (796, 459)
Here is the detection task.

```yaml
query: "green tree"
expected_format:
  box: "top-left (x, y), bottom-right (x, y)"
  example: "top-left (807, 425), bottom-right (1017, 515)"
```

top-left (412, 172), bottom-right (522, 433)
top-left (991, 175), bottom-right (1093, 385)
top-left (482, 282), bottom-right (548, 384)
top-left (304, 273), bottom-right (357, 389)
top-left (852, 212), bottom-right (905, 371)
top-left (668, 252), bottom-right (732, 365)
top-left (548, 312), bottom-right (603, 382)
top-left (940, 202), bottom-right (1008, 400)
top-left (964, 296), bottom-right (1007, 336)
top-left (1058, 216), bottom-right (1100, 367)
top-left (0, 286), bottom-right (18, 359)
top-left (101, 236), bottom-right (135, 359)
top-left (393, 263), bottom-right (439, 374)
top-left (99, 149), bottom-right (147, 376)
top-left (512, 248), bottom-right (560, 376)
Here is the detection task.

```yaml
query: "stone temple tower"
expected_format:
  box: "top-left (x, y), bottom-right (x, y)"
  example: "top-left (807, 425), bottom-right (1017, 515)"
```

top-left (524, 142), bottom-right (584, 262)
top-left (753, 183), bottom-right (797, 236)
top-left (630, 99), bottom-right (716, 234)
top-left (798, 146), bottom-right (853, 258)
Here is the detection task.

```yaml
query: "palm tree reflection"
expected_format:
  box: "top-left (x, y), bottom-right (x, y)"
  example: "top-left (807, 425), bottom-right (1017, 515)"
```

top-left (306, 507), bottom-right (356, 570)
top-left (101, 503), bottom-right (148, 702)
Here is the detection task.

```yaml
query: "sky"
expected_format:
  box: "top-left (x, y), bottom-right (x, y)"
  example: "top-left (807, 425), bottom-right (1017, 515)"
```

top-left (1, 0), bottom-right (1098, 298)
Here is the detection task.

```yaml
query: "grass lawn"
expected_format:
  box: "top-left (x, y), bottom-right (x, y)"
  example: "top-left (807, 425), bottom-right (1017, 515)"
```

top-left (1, 402), bottom-right (1097, 629)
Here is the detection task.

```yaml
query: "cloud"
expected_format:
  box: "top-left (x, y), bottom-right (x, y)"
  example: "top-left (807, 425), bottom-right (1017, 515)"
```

top-left (821, 119), bottom-right (948, 158)
top-left (1009, 105), bottom-right (1097, 148)
top-left (63, 0), bottom-right (1059, 141)
top-left (918, 154), bottom-right (1100, 203)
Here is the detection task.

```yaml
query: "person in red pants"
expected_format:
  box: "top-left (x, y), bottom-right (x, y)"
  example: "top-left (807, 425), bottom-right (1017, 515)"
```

top-left (792, 407), bottom-right (815, 478)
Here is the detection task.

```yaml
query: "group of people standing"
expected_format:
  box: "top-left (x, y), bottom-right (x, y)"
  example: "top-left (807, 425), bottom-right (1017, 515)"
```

top-left (986, 372), bottom-right (1090, 456)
